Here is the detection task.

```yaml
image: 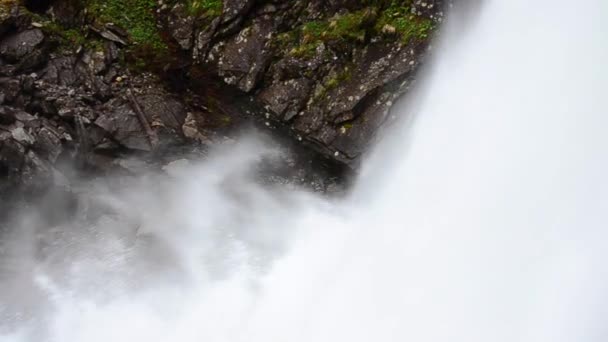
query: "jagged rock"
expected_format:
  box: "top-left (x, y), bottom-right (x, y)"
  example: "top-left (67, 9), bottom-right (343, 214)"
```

top-left (412, 0), bottom-right (444, 20)
top-left (0, 137), bottom-right (26, 181)
top-left (168, 3), bottom-right (195, 50)
top-left (222, 0), bottom-right (255, 24)
top-left (93, 90), bottom-right (187, 152)
top-left (0, 29), bottom-right (44, 62)
top-left (257, 78), bottom-right (312, 121)
top-left (42, 55), bottom-right (78, 86)
top-left (90, 26), bottom-right (127, 46)
top-left (33, 122), bottom-right (64, 163)
top-left (331, 91), bottom-right (395, 160)
top-left (193, 17), bottom-right (220, 62)
top-left (182, 111), bottom-right (210, 144)
top-left (0, 106), bottom-right (16, 125)
top-left (11, 127), bottom-right (35, 145)
top-left (137, 92), bottom-right (187, 147)
top-left (0, 0), bottom-right (443, 192)
top-left (1, 78), bottom-right (21, 102)
top-left (48, 0), bottom-right (84, 26)
top-left (323, 42), bottom-right (420, 120)
top-left (95, 100), bottom-right (151, 151)
top-left (214, 16), bottom-right (275, 92)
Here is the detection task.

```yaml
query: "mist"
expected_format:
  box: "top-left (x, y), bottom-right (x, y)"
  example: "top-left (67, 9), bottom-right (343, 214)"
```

top-left (1, 0), bottom-right (608, 341)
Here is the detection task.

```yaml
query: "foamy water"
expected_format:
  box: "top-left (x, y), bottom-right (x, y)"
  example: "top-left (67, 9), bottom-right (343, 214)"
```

top-left (1, 0), bottom-right (607, 341)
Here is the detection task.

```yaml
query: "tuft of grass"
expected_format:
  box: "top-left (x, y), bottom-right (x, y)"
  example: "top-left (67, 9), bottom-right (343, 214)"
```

top-left (301, 9), bottom-right (370, 44)
top-left (281, 9), bottom-right (373, 59)
top-left (18, 8), bottom-right (105, 52)
top-left (374, 0), bottom-right (434, 43)
top-left (85, 0), bottom-right (171, 71)
top-left (86, 0), bottom-right (167, 52)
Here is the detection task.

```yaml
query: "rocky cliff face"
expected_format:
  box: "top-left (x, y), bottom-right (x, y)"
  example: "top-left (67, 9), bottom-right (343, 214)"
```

top-left (164, 0), bottom-right (445, 164)
top-left (0, 0), bottom-right (445, 194)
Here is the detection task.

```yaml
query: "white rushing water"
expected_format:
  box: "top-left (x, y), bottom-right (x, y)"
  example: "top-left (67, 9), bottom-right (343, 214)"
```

top-left (1, 0), bottom-right (608, 341)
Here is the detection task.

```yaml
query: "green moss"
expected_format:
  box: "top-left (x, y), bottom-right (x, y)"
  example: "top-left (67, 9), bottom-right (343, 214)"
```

top-left (84, 0), bottom-right (172, 71)
top-left (374, 0), bottom-right (434, 43)
top-left (325, 67), bottom-right (352, 90)
top-left (22, 10), bottom-right (105, 52)
top-left (301, 9), bottom-right (370, 44)
top-left (85, 0), bottom-right (167, 52)
top-left (312, 66), bottom-right (353, 102)
top-left (342, 122), bottom-right (354, 130)
top-left (276, 8), bottom-right (374, 59)
top-left (278, 2), bottom-right (435, 59)
top-left (186, 0), bottom-right (222, 17)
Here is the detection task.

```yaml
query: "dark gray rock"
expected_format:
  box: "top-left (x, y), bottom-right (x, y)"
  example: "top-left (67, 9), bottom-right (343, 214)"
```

top-left (222, 0), bottom-right (255, 24)
top-left (0, 106), bottom-right (16, 125)
top-left (193, 17), bottom-right (220, 62)
top-left (95, 100), bottom-right (151, 151)
top-left (48, 0), bottom-right (84, 26)
top-left (214, 16), bottom-right (275, 92)
top-left (0, 29), bottom-right (44, 62)
top-left (137, 93), bottom-right (187, 142)
top-left (257, 78), bottom-right (312, 121)
top-left (33, 122), bottom-right (64, 163)
top-left (0, 137), bottom-right (26, 181)
top-left (168, 3), bottom-right (195, 50)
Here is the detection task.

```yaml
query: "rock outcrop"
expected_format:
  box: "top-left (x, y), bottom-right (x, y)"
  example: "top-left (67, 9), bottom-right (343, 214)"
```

top-left (161, 0), bottom-right (445, 164)
top-left (0, 0), bottom-right (446, 193)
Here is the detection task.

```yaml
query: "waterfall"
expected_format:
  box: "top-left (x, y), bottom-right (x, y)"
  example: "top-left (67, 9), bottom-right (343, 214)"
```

top-left (1, 0), bottom-right (607, 341)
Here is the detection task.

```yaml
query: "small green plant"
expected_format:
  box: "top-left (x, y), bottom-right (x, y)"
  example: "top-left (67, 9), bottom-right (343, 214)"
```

top-left (301, 9), bottom-right (370, 44)
top-left (84, 0), bottom-right (170, 70)
top-left (86, 0), bottom-right (167, 52)
top-left (312, 66), bottom-right (353, 102)
top-left (186, 0), bottom-right (222, 17)
top-left (280, 9), bottom-right (373, 59)
top-left (374, 0), bottom-right (434, 43)
top-left (342, 122), bottom-right (354, 130)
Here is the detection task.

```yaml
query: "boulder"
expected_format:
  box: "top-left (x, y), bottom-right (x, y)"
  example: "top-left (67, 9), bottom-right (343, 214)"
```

top-left (0, 29), bottom-right (45, 62)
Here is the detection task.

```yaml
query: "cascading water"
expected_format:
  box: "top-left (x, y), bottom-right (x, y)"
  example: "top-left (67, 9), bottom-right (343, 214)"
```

top-left (1, 0), bottom-right (607, 341)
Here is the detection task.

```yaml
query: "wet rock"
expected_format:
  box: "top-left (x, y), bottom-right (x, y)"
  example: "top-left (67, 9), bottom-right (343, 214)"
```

top-left (328, 42), bottom-right (420, 119)
top-left (34, 123), bottom-right (64, 163)
top-left (137, 92), bottom-right (187, 147)
top-left (181, 111), bottom-right (210, 144)
top-left (0, 138), bottom-right (26, 181)
top-left (332, 91), bottom-right (395, 160)
top-left (93, 89), bottom-right (187, 152)
top-left (95, 100), bottom-right (151, 151)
